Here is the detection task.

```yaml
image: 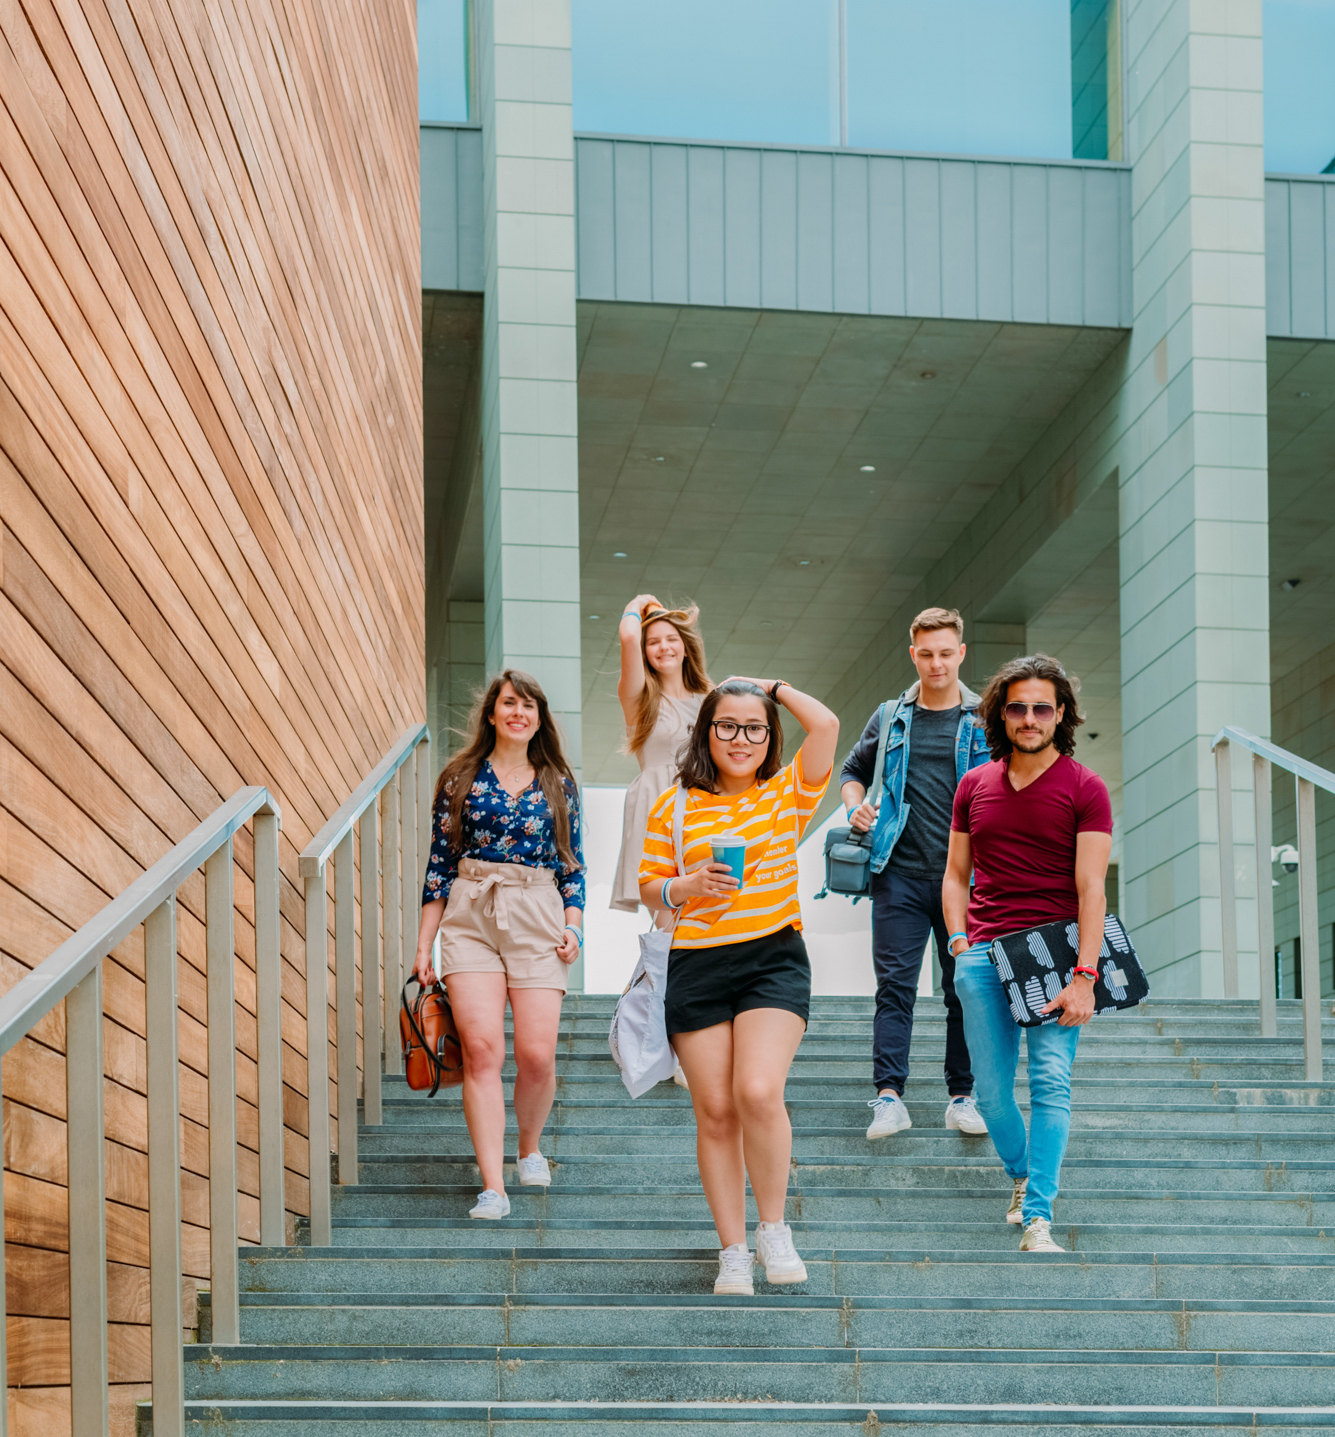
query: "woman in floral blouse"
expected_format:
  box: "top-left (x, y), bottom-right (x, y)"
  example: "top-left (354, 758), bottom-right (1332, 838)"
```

top-left (413, 670), bottom-right (584, 1220)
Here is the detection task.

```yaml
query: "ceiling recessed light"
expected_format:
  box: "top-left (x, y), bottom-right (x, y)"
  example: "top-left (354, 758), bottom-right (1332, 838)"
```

top-left (1298, 391), bottom-right (1313, 398)
top-left (690, 360), bottom-right (708, 368)
top-left (613, 551), bottom-right (627, 558)
top-left (860, 464), bottom-right (876, 472)
top-left (1282, 577), bottom-right (1302, 591)
top-left (587, 614), bottom-right (600, 620)
top-left (798, 559), bottom-right (811, 566)
top-left (919, 370), bottom-right (937, 380)
top-left (653, 456), bottom-right (665, 462)
top-left (760, 621), bottom-right (773, 628)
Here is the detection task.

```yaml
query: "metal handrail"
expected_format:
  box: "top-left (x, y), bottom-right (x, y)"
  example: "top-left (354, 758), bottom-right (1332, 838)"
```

top-left (2, 785), bottom-right (283, 1437)
top-left (297, 723), bottom-right (431, 1245)
top-left (1212, 726), bottom-right (1326, 1075)
top-left (1213, 726), bottom-right (1335, 796)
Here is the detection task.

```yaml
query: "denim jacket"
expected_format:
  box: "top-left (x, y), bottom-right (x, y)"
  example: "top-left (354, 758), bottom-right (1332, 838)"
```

top-left (839, 680), bottom-right (991, 875)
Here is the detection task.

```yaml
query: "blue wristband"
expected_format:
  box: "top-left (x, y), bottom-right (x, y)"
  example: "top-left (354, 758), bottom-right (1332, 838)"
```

top-left (622, 611), bottom-right (642, 622)
top-left (947, 931), bottom-right (969, 949)
top-left (661, 878), bottom-right (680, 911)
top-left (563, 924), bottom-right (584, 949)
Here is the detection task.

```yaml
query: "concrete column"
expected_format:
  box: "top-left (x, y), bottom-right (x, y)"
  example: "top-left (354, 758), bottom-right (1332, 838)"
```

top-left (1118, 0), bottom-right (1270, 995)
top-left (477, 0), bottom-right (582, 767)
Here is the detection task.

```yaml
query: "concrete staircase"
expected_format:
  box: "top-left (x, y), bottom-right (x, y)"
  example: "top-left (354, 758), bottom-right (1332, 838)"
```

top-left (184, 996), bottom-right (1335, 1433)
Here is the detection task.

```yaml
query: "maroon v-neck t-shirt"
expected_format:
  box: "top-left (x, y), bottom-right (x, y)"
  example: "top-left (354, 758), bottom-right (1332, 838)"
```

top-left (951, 754), bottom-right (1113, 943)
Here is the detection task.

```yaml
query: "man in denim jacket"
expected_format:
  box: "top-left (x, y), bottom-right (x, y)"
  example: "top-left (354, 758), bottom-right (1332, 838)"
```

top-left (839, 608), bottom-right (992, 1140)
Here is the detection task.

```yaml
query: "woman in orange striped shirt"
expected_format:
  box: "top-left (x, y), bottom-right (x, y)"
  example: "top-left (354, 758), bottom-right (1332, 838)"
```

top-left (639, 677), bottom-right (838, 1296)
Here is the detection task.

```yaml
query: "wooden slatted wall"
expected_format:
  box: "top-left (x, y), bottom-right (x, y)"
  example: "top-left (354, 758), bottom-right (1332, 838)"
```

top-left (0, 0), bottom-right (422, 1428)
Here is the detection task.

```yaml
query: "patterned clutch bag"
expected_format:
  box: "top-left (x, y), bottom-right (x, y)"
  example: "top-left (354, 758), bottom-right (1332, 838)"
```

top-left (988, 915), bottom-right (1149, 1028)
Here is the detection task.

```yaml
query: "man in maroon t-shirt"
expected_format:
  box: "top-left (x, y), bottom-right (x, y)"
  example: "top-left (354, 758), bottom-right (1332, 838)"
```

top-left (942, 653), bottom-right (1113, 1255)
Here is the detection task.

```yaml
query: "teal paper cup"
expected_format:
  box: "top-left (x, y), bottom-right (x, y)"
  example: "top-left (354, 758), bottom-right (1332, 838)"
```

top-left (709, 834), bottom-right (747, 891)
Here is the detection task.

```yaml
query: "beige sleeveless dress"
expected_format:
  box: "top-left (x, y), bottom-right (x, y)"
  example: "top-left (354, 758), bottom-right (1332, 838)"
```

top-left (610, 693), bottom-right (704, 912)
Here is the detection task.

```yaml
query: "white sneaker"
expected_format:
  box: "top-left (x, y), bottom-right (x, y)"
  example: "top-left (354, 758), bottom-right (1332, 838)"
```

top-left (944, 1095), bottom-right (988, 1135)
top-left (1019, 1216), bottom-right (1064, 1253)
top-left (1005, 1176), bottom-right (1028, 1225)
top-left (865, 1093), bottom-right (912, 1140)
top-left (517, 1152), bottom-right (551, 1186)
top-left (714, 1243), bottom-right (754, 1295)
top-left (468, 1188), bottom-right (511, 1220)
top-left (754, 1221), bottom-right (808, 1285)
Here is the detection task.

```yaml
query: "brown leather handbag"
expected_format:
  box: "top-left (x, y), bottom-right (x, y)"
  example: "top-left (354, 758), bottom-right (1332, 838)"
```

top-left (400, 978), bottom-right (464, 1096)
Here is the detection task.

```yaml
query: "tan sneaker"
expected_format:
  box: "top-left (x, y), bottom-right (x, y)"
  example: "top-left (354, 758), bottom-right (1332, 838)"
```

top-left (1005, 1176), bottom-right (1028, 1225)
top-left (1019, 1216), bottom-right (1064, 1253)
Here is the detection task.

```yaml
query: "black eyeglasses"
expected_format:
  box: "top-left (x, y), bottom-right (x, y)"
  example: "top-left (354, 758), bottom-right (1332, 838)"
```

top-left (1003, 702), bottom-right (1056, 722)
top-left (710, 720), bottom-right (771, 744)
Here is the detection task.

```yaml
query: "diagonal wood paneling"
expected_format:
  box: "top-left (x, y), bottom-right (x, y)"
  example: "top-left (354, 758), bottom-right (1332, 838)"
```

top-left (0, 0), bottom-right (422, 1428)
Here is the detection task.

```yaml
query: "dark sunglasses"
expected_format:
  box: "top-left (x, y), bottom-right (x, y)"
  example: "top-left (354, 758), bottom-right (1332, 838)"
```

top-left (1004, 702), bottom-right (1056, 722)
top-left (710, 719), bottom-right (771, 744)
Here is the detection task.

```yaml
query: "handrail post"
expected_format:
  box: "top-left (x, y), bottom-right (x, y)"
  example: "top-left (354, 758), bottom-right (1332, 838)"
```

top-left (382, 780), bottom-right (402, 1074)
top-left (1296, 776), bottom-right (1322, 1080)
top-left (401, 763), bottom-right (417, 1016)
top-left (417, 738), bottom-right (431, 914)
top-left (206, 842), bottom-right (240, 1344)
top-left (253, 809), bottom-right (285, 1245)
top-left (67, 965), bottom-right (109, 1435)
top-left (1214, 738), bottom-right (1238, 998)
top-left (1253, 754), bottom-right (1277, 1038)
top-left (335, 833), bottom-right (358, 1184)
top-left (360, 804), bottom-right (383, 1125)
top-left (305, 869), bottom-right (333, 1245)
top-left (146, 894), bottom-right (184, 1437)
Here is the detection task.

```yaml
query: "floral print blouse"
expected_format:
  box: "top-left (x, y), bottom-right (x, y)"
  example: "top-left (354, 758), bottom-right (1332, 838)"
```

top-left (422, 761), bottom-right (585, 909)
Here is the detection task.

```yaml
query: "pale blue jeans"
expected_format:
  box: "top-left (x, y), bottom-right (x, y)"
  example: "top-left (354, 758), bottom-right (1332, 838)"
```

top-left (954, 943), bottom-right (1081, 1224)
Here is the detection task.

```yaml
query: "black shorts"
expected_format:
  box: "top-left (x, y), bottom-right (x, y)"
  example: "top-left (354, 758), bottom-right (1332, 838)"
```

top-left (664, 925), bottom-right (811, 1036)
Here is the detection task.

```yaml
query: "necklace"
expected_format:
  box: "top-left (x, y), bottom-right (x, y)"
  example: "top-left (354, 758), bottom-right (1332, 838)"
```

top-left (492, 758), bottom-right (533, 793)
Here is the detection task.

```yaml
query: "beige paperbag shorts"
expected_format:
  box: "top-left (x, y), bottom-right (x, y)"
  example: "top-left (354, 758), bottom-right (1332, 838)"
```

top-left (437, 859), bottom-right (570, 992)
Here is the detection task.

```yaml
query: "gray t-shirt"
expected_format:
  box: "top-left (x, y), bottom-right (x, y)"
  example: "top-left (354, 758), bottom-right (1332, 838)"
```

top-left (887, 704), bottom-right (961, 878)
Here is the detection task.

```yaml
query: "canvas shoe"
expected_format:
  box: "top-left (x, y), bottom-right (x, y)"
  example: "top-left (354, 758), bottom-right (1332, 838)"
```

top-left (468, 1188), bottom-right (511, 1220)
top-left (1019, 1216), bottom-right (1064, 1253)
top-left (714, 1243), bottom-right (754, 1296)
top-left (755, 1220), bottom-right (808, 1284)
top-left (1005, 1176), bottom-right (1029, 1225)
top-left (517, 1152), bottom-right (551, 1186)
top-left (944, 1095), bottom-right (988, 1134)
top-left (865, 1093), bottom-right (912, 1139)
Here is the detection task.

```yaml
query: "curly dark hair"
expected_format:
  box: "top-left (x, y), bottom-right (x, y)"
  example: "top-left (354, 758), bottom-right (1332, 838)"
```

top-left (676, 680), bottom-right (785, 793)
top-left (977, 653), bottom-right (1084, 759)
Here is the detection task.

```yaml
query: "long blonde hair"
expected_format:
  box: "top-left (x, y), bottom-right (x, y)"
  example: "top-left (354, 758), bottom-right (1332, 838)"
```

top-left (627, 605), bottom-right (712, 756)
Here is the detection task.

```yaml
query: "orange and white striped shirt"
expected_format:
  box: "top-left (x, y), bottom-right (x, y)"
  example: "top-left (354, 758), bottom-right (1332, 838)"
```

top-left (639, 749), bottom-right (830, 948)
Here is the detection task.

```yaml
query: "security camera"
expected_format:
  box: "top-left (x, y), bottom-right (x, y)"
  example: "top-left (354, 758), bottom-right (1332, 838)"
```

top-left (1272, 844), bottom-right (1300, 874)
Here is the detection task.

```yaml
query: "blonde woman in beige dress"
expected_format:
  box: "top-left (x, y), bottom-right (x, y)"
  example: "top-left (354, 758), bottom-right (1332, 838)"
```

top-left (612, 596), bottom-right (712, 922)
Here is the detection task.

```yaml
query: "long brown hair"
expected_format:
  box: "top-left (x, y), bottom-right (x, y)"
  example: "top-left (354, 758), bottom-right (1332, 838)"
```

top-left (627, 604), bottom-right (711, 756)
top-left (676, 680), bottom-right (784, 794)
top-left (977, 653), bottom-right (1084, 760)
top-left (434, 670), bottom-right (581, 871)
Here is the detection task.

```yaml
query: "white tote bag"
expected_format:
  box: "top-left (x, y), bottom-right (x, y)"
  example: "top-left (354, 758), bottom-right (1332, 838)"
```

top-left (608, 785), bottom-right (686, 1098)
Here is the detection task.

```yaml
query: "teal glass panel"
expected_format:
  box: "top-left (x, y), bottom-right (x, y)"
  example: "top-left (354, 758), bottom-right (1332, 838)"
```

top-left (1070, 0), bottom-right (1118, 160)
top-left (1265, 0), bottom-right (1335, 173)
top-left (571, 0), bottom-right (839, 145)
top-left (845, 0), bottom-right (1073, 159)
top-left (420, 0), bottom-right (469, 123)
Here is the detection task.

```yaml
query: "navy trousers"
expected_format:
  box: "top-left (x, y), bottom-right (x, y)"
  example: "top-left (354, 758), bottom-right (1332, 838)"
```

top-left (870, 868), bottom-right (974, 1097)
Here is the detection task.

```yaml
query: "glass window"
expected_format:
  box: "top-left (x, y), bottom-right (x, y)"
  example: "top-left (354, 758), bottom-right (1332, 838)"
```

top-left (1265, 0), bottom-right (1335, 173)
top-left (420, 0), bottom-right (469, 123)
top-left (572, 0), bottom-right (839, 145)
top-left (1071, 0), bottom-right (1122, 160)
top-left (845, 0), bottom-right (1075, 159)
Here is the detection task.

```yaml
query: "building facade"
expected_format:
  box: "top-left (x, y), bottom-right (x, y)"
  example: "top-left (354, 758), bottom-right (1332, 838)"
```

top-left (422, 0), bottom-right (1335, 1004)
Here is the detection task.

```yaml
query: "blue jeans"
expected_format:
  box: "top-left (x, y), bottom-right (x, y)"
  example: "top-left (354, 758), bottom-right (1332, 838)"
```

top-left (870, 869), bottom-right (973, 1096)
top-left (954, 944), bottom-right (1080, 1224)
